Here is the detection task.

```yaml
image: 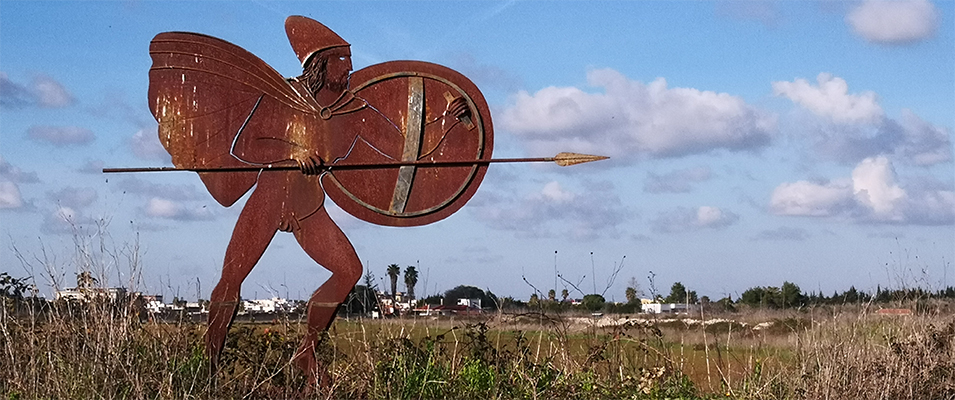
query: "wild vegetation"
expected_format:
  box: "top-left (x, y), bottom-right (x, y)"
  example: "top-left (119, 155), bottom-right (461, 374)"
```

top-left (4, 283), bottom-right (955, 399)
top-left (2, 230), bottom-right (952, 399)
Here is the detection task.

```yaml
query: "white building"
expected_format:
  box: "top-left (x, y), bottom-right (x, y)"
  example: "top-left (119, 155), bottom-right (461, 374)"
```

top-left (54, 287), bottom-right (127, 302)
top-left (457, 298), bottom-right (481, 309)
top-left (242, 297), bottom-right (291, 313)
top-left (142, 294), bottom-right (165, 314)
top-left (641, 303), bottom-right (688, 314)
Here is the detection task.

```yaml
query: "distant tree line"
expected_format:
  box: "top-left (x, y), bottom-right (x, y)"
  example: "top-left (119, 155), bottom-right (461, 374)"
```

top-left (733, 282), bottom-right (955, 309)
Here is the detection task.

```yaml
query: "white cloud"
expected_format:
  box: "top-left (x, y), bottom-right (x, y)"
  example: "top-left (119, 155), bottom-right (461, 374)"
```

top-left (894, 109), bottom-right (953, 166)
top-left (130, 127), bottom-right (172, 162)
top-left (0, 158), bottom-right (39, 210)
top-left (0, 180), bottom-right (23, 209)
top-left (770, 179), bottom-right (854, 217)
top-left (650, 206), bottom-right (739, 233)
top-left (500, 68), bottom-right (776, 160)
top-left (772, 73), bottom-right (883, 124)
top-left (770, 156), bottom-right (954, 225)
top-left (0, 157), bottom-right (39, 184)
top-left (0, 73), bottom-right (75, 109)
top-left (470, 180), bottom-right (629, 239)
top-left (144, 197), bottom-right (213, 221)
top-left (775, 74), bottom-right (951, 166)
top-left (852, 157), bottom-right (905, 219)
top-left (847, 0), bottom-right (938, 45)
top-left (47, 187), bottom-right (98, 211)
top-left (40, 206), bottom-right (96, 235)
top-left (26, 125), bottom-right (95, 146)
top-left (31, 74), bottom-right (75, 108)
top-left (540, 181), bottom-right (575, 203)
top-left (0, 72), bottom-right (33, 108)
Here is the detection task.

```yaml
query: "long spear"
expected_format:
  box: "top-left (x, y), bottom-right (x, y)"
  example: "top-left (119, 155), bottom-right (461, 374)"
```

top-left (102, 152), bottom-right (608, 173)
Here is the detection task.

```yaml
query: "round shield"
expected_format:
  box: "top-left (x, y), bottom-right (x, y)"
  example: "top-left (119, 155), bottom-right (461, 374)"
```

top-left (322, 61), bottom-right (494, 227)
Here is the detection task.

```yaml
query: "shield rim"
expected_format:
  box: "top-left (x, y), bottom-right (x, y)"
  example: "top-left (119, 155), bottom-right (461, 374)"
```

top-left (322, 60), bottom-right (494, 227)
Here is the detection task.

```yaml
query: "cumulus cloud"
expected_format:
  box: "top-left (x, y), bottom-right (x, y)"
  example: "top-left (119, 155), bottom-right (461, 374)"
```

top-left (500, 68), bottom-right (776, 160)
top-left (143, 197), bottom-right (213, 221)
top-left (0, 181), bottom-right (24, 209)
top-left (37, 186), bottom-right (99, 234)
top-left (847, 0), bottom-right (938, 45)
top-left (773, 73), bottom-right (883, 125)
top-left (644, 166), bottom-right (712, 193)
top-left (111, 177), bottom-right (216, 222)
top-left (774, 73), bottom-right (951, 166)
top-left (26, 125), bottom-right (95, 146)
top-left (752, 226), bottom-right (811, 241)
top-left (0, 72), bottom-right (75, 109)
top-left (650, 206), bottom-right (739, 233)
top-left (470, 180), bottom-right (629, 240)
top-left (130, 127), bottom-right (171, 162)
top-left (0, 157), bottom-right (39, 210)
top-left (41, 207), bottom-right (80, 234)
top-left (892, 110), bottom-right (953, 166)
top-left (31, 75), bottom-right (75, 108)
top-left (0, 157), bottom-right (39, 184)
top-left (0, 73), bottom-right (33, 108)
top-left (40, 206), bottom-right (99, 235)
top-left (47, 187), bottom-right (98, 211)
top-left (770, 156), bottom-right (954, 225)
top-left (769, 179), bottom-right (855, 217)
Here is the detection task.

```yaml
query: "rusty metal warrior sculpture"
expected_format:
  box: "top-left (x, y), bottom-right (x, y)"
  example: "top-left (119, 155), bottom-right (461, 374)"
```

top-left (147, 16), bottom-right (492, 379)
top-left (119, 15), bottom-right (606, 383)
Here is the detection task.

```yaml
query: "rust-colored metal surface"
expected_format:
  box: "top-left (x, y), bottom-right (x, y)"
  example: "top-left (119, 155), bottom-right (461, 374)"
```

top-left (147, 16), bottom-right (492, 384)
top-left (323, 60), bottom-right (493, 227)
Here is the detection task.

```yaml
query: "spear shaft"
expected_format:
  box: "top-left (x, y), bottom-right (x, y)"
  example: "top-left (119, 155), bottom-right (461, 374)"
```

top-left (102, 152), bottom-right (608, 173)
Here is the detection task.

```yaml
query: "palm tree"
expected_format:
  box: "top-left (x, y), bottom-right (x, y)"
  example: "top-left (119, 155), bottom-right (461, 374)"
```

top-left (77, 271), bottom-right (97, 289)
top-left (404, 266), bottom-right (418, 300)
top-left (386, 264), bottom-right (400, 299)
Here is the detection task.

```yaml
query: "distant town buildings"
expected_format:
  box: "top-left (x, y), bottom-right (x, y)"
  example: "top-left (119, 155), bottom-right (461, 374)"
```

top-left (641, 300), bottom-right (690, 314)
top-left (241, 297), bottom-right (292, 314)
top-left (54, 287), bottom-right (128, 302)
top-left (49, 286), bottom-right (697, 318)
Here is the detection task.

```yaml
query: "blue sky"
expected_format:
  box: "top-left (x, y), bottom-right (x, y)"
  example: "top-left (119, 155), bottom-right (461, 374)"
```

top-left (1, 1), bottom-right (952, 302)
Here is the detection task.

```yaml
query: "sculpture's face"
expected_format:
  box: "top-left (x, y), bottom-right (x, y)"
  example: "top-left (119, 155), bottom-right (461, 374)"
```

top-left (323, 47), bottom-right (352, 93)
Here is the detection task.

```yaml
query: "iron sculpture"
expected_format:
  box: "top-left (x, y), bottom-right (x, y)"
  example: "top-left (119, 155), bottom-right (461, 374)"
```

top-left (107, 15), bottom-right (606, 384)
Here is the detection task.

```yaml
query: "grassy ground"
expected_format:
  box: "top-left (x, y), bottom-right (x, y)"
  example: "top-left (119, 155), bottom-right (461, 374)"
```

top-left (3, 301), bottom-right (954, 399)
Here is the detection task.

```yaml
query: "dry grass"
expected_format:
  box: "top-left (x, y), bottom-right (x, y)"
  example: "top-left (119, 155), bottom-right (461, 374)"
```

top-left (3, 302), bottom-right (955, 399)
top-left (3, 229), bottom-right (952, 398)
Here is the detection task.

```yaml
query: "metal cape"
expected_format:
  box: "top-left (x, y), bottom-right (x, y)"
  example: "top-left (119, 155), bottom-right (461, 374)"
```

top-left (322, 61), bottom-right (493, 227)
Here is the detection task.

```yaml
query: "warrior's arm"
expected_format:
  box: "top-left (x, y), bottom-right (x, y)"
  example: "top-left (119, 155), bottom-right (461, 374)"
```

top-left (229, 94), bottom-right (326, 172)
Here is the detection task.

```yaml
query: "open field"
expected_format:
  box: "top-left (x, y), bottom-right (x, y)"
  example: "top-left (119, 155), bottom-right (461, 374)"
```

top-left (3, 301), bottom-right (954, 399)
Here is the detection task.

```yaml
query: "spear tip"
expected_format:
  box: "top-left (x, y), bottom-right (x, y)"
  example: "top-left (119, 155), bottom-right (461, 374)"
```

top-left (553, 152), bottom-right (610, 167)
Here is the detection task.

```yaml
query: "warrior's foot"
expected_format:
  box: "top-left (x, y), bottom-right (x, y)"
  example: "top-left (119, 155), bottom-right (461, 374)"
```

top-left (293, 346), bottom-right (331, 387)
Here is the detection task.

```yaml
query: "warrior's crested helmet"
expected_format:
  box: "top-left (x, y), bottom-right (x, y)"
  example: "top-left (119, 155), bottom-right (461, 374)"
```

top-left (285, 16), bottom-right (350, 66)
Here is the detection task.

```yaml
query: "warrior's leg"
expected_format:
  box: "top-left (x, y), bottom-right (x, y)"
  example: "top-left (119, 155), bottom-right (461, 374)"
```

top-left (290, 207), bottom-right (362, 382)
top-left (206, 187), bottom-right (280, 366)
